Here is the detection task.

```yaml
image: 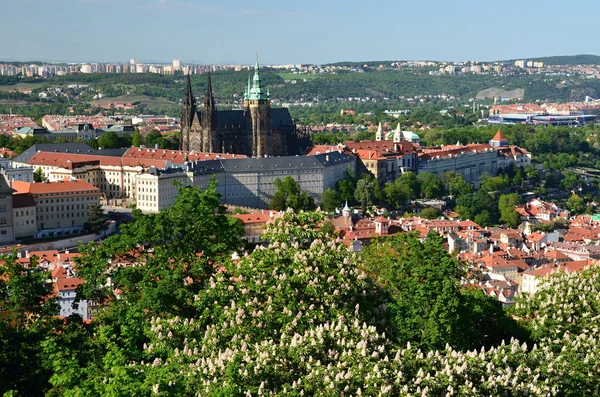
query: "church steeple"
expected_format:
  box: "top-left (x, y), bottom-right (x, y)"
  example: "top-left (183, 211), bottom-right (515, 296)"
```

top-left (393, 122), bottom-right (403, 143)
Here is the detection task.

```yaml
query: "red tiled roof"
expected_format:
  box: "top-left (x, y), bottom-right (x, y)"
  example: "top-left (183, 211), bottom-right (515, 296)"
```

top-left (304, 145), bottom-right (344, 156)
top-left (52, 266), bottom-right (68, 279)
top-left (12, 180), bottom-right (100, 195)
top-left (545, 250), bottom-right (569, 260)
top-left (55, 277), bottom-right (84, 292)
top-left (231, 211), bottom-right (279, 224)
top-left (344, 140), bottom-right (417, 156)
top-left (122, 147), bottom-right (245, 163)
top-left (27, 152), bottom-right (122, 168)
top-left (491, 130), bottom-right (508, 142)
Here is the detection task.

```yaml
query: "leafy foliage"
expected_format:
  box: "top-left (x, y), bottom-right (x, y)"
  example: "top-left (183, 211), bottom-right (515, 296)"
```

top-left (83, 203), bottom-right (108, 234)
top-left (270, 176), bottom-right (317, 212)
top-left (0, 257), bottom-right (59, 395)
top-left (363, 232), bottom-right (524, 351)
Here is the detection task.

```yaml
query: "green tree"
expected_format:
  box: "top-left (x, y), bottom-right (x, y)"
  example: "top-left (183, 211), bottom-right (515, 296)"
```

top-left (456, 190), bottom-right (498, 225)
top-left (84, 203), bottom-right (108, 234)
top-left (354, 175), bottom-right (380, 208)
top-left (567, 193), bottom-right (585, 214)
top-left (420, 207), bottom-right (441, 219)
top-left (320, 188), bottom-right (341, 212)
top-left (560, 171), bottom-right (580, 191)
top-left (335, 168), bottom-right (357, 204)
top-left (97, 131), bottom-right (121, 149)
top-left (479, 174), bottom-right (508, 194)
top-left (498, 193), bottom-right (521, 228)
top-left (474, 210), bottom-right (493, 227)
top-left (382, 178), bottom-right (411, 209)
top-left (46, 180), bottom-right (244, 394)
top-left (397, 171), bottom-right (420, 199)
top-left (270, 176), bottom-right (316, 212)
top-left (447, 173), bottom-right (473, 198)
top-left (320, 219), bottom-right (336, 236)
top-left (524, 164), bottom-right (540, 181)
top-left (0, 256), bottom-right (59, 396)
top-left (132, 130), bottom-right (143, 147)
top-left (145, 131), bottom-right (163, 148)
top-left (417, 172), bottom-right (444, 199)
top-left (33, 167), bottom-right (46, 183)
top-left (362, 231), bottom-right (523, 351)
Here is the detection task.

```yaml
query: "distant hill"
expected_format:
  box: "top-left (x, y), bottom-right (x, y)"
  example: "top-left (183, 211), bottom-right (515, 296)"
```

top-left (476, 87), bottom-right (525, 100)
top-left (504, 54), bottom-right (600, 66)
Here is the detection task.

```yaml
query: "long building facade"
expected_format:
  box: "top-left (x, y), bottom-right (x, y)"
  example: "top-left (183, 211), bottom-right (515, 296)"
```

top-left (135, 152), bottom-right (357, 212)
top-left (180, 59), bottom-right (308, 157)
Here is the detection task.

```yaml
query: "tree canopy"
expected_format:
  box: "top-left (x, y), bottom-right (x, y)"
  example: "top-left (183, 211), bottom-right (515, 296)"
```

top-left (270, 176), bottom-right (317, 212)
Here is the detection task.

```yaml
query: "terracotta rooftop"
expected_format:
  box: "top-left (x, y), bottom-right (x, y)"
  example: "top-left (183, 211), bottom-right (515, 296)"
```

top-left (12, 179), bottom-right (101, 195)
top-left (230, 211), bottom-right (279, 224)
top-left (54, 277), bottom-right (84, 292)
top-left (491, 130), bottom-right (508, 142)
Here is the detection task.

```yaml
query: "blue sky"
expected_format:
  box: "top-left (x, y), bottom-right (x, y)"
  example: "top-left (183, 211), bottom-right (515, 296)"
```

top-left (2, 0), bottom-right (598, 64)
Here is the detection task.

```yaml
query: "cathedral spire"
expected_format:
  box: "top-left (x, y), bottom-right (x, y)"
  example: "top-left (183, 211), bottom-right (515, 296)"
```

top-left (248, 54), bottom-right (267, 101)
top-left (181, 74), bottom-right (196, 128)
top-left (205, 71), bottom-right (215, 111)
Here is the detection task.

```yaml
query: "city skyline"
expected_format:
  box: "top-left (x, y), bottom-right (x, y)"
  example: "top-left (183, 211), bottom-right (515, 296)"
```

top-left (2, 0), bottom-right (600, 64)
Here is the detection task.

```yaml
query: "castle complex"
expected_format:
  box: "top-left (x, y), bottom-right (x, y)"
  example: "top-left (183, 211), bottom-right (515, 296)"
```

top-left (180, 58), bottom-right (304, 157)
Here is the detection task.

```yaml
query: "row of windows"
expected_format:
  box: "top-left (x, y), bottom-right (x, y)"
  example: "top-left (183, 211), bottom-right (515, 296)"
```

top-left (37, 212), bottom-right (86, 221)
top-left (39, 196), bottom-right (94, 204)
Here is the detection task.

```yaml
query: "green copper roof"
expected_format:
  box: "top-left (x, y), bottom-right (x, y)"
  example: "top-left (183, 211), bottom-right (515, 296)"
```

top-left (246, 56), bottom-right (269, 101)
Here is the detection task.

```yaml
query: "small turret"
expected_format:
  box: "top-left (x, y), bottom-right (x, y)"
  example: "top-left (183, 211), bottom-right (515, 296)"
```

top-left (342, 201), bottom-right (351, 218)
top-left (375, 122), bottom-right (383, 141)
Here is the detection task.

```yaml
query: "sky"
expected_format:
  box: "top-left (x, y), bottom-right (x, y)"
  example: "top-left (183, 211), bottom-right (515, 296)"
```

top-left (1, 0), bottom-right (599, 65)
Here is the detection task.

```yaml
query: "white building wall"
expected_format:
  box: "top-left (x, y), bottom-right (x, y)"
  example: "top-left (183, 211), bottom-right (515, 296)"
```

top-left (58, 291), bottom-right (89, 319)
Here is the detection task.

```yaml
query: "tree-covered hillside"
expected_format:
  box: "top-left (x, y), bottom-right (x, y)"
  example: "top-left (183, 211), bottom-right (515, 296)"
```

top-left (505, 54), bottom-right (600, 65)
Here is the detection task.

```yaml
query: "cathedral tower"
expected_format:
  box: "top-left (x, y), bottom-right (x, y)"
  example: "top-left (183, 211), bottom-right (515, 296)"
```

top-left (201, 71), bottom-right (218, 152)
top-left (180, 74), bottom-right (196, 151)
top-left (244, 56), bottom-right (272, 157)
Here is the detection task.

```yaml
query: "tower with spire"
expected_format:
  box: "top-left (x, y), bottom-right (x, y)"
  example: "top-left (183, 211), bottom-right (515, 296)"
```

top-left (243, 55), bottom-right (281, 157)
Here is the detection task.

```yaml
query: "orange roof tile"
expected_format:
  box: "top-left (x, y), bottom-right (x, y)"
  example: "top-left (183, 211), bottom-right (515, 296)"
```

top-left (491, 130), bottom-right (508, 142)
top-left (12, 179), bottom-right (100, 195)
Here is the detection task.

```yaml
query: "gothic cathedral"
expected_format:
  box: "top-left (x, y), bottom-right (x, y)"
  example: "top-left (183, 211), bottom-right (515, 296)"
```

top-left (180, 58), bottom-right (301, 157)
